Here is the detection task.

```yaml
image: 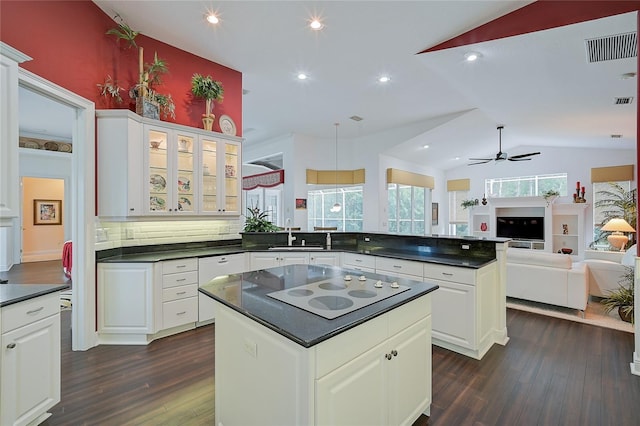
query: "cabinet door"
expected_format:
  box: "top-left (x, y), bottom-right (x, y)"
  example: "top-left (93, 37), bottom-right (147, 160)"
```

top-left (316, 343), bottom-right (387, 426)
top-left (387, 317), bottom-right (431, 426)
top-left (430, 279), bottom-right (476, 349)
top-left (145, 125), bottom-right (171, 214)
top-left (309, 253), bottom-right (340, 266)
top-left (199, 254), bottom-right (246, 285)
top-left (199, 136), bottom-right (218, 214)
top-left (1, 314), bottom-right (60, 426)
top-left (98, 263), bottom-right (156, 334)
top-left (280, 252), bottom-right (309, 266)
top-left (174, 130), bottom-right (196, 214)
top-left (249, 253), bottom-right (280, 270)
top-left (219, 141), bottom-right (241, 215)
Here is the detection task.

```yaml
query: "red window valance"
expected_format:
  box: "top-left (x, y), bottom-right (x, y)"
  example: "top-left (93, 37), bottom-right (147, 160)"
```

top-left (242, 169), bottom-right (285, 190)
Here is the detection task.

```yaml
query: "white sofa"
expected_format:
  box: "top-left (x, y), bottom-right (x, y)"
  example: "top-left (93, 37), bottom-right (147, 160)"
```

top-left (506, 248), bottom-right (589, 311)
top-left (583, 245), bottom-right (635, 297)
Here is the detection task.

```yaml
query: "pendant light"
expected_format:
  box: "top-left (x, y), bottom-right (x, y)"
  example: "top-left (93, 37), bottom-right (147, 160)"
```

top-left (330, 123), bottom-right (342, 213)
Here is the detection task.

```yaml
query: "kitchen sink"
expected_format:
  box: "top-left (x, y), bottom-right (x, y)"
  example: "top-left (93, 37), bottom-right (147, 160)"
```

top-left (268, 246), bottom-right (325, 251)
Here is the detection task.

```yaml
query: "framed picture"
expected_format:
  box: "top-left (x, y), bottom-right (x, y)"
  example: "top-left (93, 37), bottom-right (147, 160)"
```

top-left (34, 199), bottom-right (62, 225)
top-left (432, 203), bottom-right (439, 226)
top-left (296, 198), bottom-right (307, 210)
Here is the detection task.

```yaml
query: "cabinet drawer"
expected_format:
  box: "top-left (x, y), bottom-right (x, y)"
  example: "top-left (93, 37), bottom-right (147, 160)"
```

top-left (162, 297), bottom-right (198, 329)
top-left (162, 258), bottom-right (198, 274)
top-left (162, 270), bottom-right (198, 288)
top-left (375, 257), bottom-right (423, 277)
top-left (342, 253), bottom-right (375, 269)
top-left (424, 264), bottom-right (475, 285)
top-left (162, 284), bottom-right (198, 302)
top-left (1, 292), bottom-right (60, 333)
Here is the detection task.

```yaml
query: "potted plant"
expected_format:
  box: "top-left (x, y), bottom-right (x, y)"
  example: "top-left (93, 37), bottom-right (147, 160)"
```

top-left (542, 189), bottom-right (560, 206)
top-left (243, 206), bottom-right (279, 232)
top-left (191, 73), bottom-right (224, 130)
top-left (593, 182), bottom-right (637, 250)
top-left (601, 266), bottom-right (634, 323)
top-left (461, 199), bottom-right (479, 209)
top-left (97, 75), bottom-right (124, 106)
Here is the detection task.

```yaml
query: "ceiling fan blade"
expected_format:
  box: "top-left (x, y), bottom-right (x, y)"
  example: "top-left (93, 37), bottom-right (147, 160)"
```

top-left (509, 152), bottom-right (540, 160)
top-left (468, 158), bottom-right (493, 161)
top-left (468, 160), bottom-right (492, 165)
top-left (508, 157), bottom-right (532, 161)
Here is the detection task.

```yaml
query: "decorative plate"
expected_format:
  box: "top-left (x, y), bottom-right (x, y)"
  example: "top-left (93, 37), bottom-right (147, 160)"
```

top-left (58, 143), bottom-right (72, 153)
top-left (44, 141), bottom-right (59, 151)
top-left (150, 174), bottom-right (166, 192)
top-left (219, 115), bottom-right (236, 136)
top-left (177, 176), bottom-right (191, 193)
top-left (178, 197), bottom-right (193, 211)
top-left (150, 196), bottom-right (166, 211)
top-left (23, 141), bottom-right (40, 150)
top-left (225, 164), bottom-right (236, 178)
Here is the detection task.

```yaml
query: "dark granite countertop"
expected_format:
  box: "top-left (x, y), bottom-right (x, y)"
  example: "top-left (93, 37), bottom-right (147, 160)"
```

top-left (199, 264), bottom-right (438, 348)
top-left (98, 245), bottom-right (495, 268)
top-left (0, 284), bottom-right (70, 308)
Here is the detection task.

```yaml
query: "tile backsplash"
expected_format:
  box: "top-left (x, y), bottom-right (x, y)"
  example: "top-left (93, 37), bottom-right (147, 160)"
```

top-left (95, 218), bottom-right (241, 251)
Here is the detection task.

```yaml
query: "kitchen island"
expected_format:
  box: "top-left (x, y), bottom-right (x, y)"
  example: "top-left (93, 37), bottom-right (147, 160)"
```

top-left (200, 264), bottom-right (438, 426)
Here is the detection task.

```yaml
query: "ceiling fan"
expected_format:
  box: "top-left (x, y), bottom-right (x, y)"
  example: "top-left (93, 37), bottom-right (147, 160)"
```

top-left (468, 125), bottom-right (540, 165)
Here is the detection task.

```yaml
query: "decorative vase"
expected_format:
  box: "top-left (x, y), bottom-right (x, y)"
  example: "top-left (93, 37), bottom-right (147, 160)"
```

top-left (136, 97), bottom-right (159, 120)
top-left (202, 114), bottom-right (215, 131)
top-left (480, 222), bottom-right (488, 232)
top-left (619, 307), bottom-right (633, 323)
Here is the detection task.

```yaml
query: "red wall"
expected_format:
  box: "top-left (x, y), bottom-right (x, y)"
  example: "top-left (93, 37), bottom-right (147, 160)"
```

top-left (0, 0), bottom-right (242, 134)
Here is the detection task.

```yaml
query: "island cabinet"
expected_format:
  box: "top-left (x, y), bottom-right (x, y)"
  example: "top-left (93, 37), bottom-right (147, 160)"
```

top-left (249, 251), bottom-right (310, 270)
top-left (213, 295), bottom-right (432, 426)
top-left (98, 259), bottom-right (198, 344)
top-left (309, 252), bottom-right (341, 266)
top-left (424, 262), bottom-right (498, 360)
top-left (197, 253), bottom-right (246, 323)
top-left (375, 257), bottom-right (423, 281)
top-left (96, 109), bottom-right (241, 218)
top-left (1, 292), bottom-right (61, 426)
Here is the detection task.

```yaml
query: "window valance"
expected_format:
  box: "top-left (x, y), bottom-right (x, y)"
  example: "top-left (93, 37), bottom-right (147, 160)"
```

top-left (306, 169), bottom-right (365, 185)
top-left (590, 165), bottom-right (634, 183)
top-left (446, 178), bottom-right (470, 191)
top-left (386, 168), bottom-right (434, 189)
top-left (242, 169), bottom-right (284, 190)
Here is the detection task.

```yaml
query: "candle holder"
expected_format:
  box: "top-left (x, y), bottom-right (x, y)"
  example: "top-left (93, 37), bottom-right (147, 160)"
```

top-left (573, 182), bottom-right (586, 203)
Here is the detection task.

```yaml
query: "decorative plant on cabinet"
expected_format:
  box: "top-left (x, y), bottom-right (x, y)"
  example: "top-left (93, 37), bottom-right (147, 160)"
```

top-left (191, 73), bottom-right (224, 130)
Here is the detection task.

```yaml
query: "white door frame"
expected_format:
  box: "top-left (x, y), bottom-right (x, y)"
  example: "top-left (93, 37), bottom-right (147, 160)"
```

top-left (18, 68), bottom-right (97, 351)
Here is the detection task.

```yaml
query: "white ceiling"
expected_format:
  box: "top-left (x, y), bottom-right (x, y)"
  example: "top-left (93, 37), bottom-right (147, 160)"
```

top-left (21, 2), bottom-right (637, 170)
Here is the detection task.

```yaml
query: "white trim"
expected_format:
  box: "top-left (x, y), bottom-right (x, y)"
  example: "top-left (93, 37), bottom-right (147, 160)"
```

top-left (18, 68), bottom-right (97, 351)
top-left (0, 42), bottom-right (32, 64)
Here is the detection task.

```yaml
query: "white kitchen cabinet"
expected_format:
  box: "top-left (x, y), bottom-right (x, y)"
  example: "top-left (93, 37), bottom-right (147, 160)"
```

top-left (214, 294), bottom-right (432, 425)
top-left (96, 109), bottom-right (242, 218)
top-left (375, 257), bottom-right (423, 281)
top-left (98, 259), bottom-right (198, 345)
top-left (198, 253), bottom-right (246, 323)
top-left (424, 262), bottom-right (498, 359)
top-left (249, 251), bottom-right (309, 270)
top-left (1, 292), bottom-right (61, 426)
top-left (341, 252), bottom-right (376, 273)
top-left (309, 252), bottom-right (341, 266)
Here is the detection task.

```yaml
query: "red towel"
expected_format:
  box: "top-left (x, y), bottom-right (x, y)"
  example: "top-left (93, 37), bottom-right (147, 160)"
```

top-left (62, 241), bottom-right (72, 279)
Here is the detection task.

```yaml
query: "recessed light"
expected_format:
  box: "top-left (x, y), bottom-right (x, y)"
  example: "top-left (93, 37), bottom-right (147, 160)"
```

top-left (464, 52), bottom-right (482, 62)
top-left (310, 19), bottom-right (323, 30)
top-left (454, 157), bottom-right (460, 160)
top-left (378, 76), bottom-right (390, 83)
top-left (423, 144), bottom-right (429, 149)
top-left (206, 13), bottom-right (219, 24)
top-left (297, 73), bottom-right (308, 80)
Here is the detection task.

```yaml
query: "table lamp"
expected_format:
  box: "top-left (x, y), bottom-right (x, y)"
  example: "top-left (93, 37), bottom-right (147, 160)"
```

top-left (601, 218), bottom-right (636, 251)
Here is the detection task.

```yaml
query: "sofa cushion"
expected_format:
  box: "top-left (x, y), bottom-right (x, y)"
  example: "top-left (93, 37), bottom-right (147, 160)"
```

top-left (506, 248), bottom-right (572, 269)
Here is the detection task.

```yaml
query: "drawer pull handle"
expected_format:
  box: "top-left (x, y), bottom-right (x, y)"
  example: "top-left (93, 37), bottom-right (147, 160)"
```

top-left (355, 259), bottom-right (362, 263)
top-left (393, 265), bottom-right (402, 269)
top-left (218, 259), bottom-right (228, 263)
top-left (441, 272), bottom-right (453, 276)
top-left (391, 349), bottom-right (398, 357)
top-left (7, 343), bottom-right (16, 349)
top-left (176, 265), bottom-right (187, 269)
top-left (176, 291), bottom-right (186, 295)
top-left (176, 311), bottom-right (187, 315)
top-left (176, 278), bottom-right (186, 282)
top-left (385, 353), bottom-right (392, 360)
top-left (27, 307), bottom-right (44, 315)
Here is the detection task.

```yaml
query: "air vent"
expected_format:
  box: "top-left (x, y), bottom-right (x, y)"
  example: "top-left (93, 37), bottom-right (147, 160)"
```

top-left (349, 115), bottom-right (364, 122)
top-left (585, 32), bottom-right (637, 63)
top-left (611, 134), bottom-right (623, 139)
top-left (615, 97), bottom-right (633, 105)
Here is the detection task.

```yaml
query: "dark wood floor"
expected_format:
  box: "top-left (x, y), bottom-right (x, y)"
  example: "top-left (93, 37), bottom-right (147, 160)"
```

top-left (8, 262), bottom-right (639, 425)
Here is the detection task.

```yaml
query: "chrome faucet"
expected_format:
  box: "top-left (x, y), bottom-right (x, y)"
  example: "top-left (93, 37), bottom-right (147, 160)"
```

top-left (285, 218), bottom-right (296, 246)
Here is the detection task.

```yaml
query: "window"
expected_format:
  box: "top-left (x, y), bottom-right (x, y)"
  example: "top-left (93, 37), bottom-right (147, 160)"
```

top-left (592, 181), bottom-right (633, 248)
top-left (485, 173), bottom-right (567, 198)
top-left (387, 184), bottom-right (426, 235)
top-left (448, 190), bottom-right (469, 236)
top-left (245, 187), bottom-right (282, 225)
top-left (308, 186), bottom-right (363, 231)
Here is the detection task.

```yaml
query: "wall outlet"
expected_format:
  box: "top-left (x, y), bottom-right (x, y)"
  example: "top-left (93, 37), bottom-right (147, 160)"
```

top-left (126, 228), bottom-right (135, 239)
top-left (96, 229), bottom-right (108, 242)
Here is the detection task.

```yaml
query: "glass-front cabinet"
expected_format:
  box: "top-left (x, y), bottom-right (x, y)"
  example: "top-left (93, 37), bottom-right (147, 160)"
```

top-left (145, 125), bottom-right (196, 215)
top-left (96, 110), bottom-right (242, 218)
top-left (200, 136), bottom-right (240, 215)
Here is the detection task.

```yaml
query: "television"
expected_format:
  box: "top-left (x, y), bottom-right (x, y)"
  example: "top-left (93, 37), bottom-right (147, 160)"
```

top-left (496, 216), bottom-right (545, 241)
